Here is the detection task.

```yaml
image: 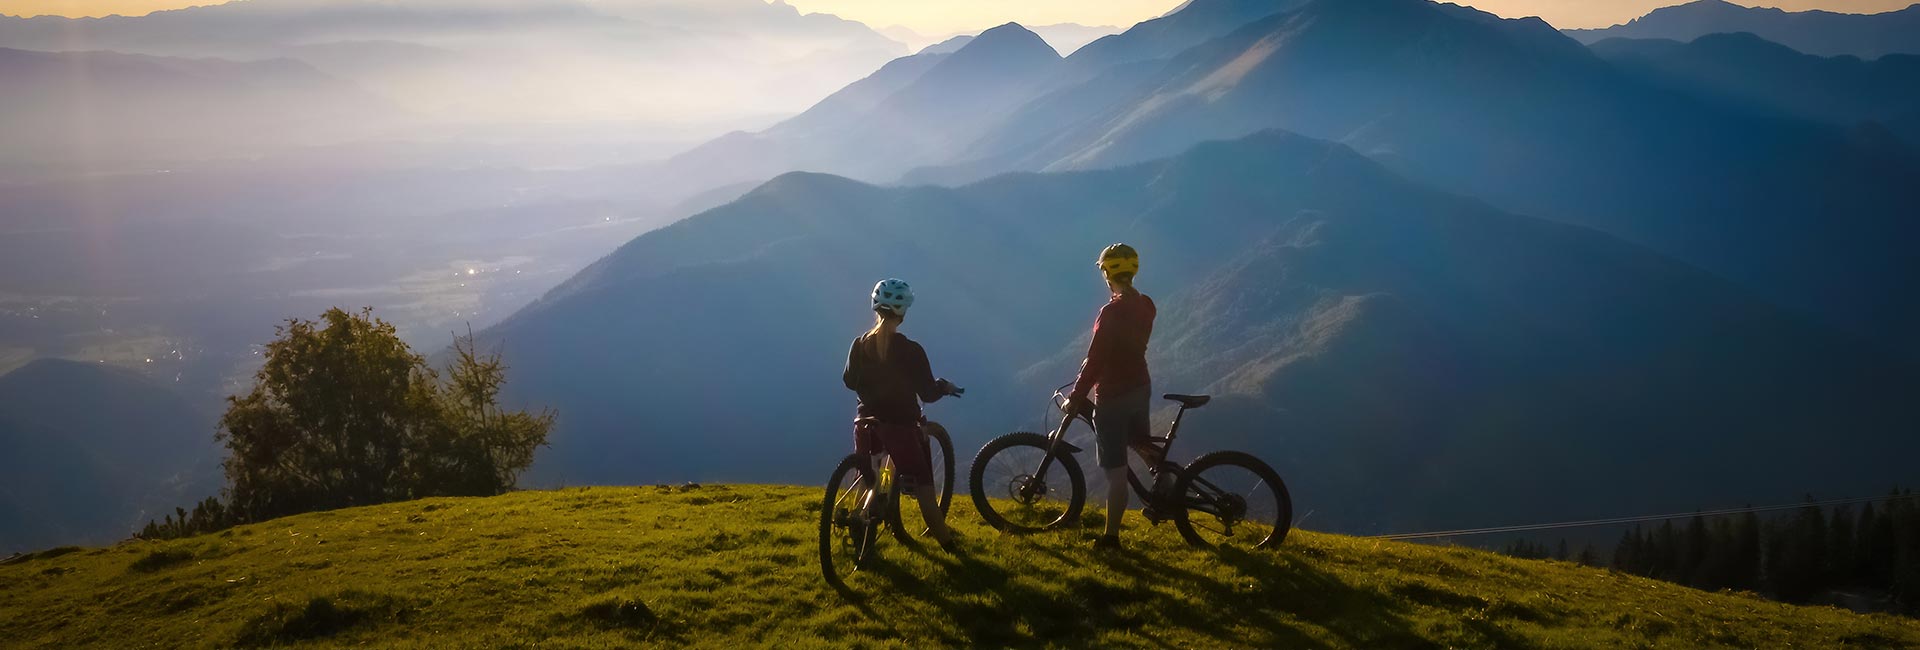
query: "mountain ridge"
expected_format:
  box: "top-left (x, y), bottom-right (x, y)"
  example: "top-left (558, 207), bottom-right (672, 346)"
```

top-left (657, 21), bottom-right (1061, 193)
top-left (1564, 0), bottom-right (1920, 58)
top-left (481, 129), bottom-right (1920, 534)
top-left (0, 0), bottom-right (909, 122)
top-left (1589, 32), bottom-right (1920, 144)
top-left (0, 359), bottom-right (219, 554)
top-left (899, 0), bottom-right (1920, 356)
top-left (0, 46), bottom-right (402, 165)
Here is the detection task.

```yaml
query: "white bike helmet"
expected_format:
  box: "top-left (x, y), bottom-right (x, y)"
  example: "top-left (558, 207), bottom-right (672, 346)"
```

top-left (871, 278), bottom-right (914, 317)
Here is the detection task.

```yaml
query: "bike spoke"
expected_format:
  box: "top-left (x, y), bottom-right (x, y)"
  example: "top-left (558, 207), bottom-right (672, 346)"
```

top-left (822, 459), bottom-right (880, 587)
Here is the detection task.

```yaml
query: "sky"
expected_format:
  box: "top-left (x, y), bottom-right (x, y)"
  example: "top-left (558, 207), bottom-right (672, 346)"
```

top-left (3, 0), bottom-right (1917, 31)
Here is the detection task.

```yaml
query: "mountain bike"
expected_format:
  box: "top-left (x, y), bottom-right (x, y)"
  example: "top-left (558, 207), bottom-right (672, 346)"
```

top-left (817, 393), bottom-right (959, 586)
top-left (968, 382), bottom-right (1292, 549)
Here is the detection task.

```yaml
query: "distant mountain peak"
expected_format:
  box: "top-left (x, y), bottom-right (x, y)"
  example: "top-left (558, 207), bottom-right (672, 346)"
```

top-left (934, 21), bottom-right (1061, 69)
top-left (963, 22), bottom-right (1060, 57)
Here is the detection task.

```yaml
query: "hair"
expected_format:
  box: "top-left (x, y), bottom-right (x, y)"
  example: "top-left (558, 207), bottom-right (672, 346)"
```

top-left (865, 308), bottom-right (902, 360)
top-left (1108, 271), bottom-right (1136, 294)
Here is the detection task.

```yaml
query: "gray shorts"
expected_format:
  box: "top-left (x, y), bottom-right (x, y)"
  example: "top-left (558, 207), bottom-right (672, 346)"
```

top-left (1093, 385), bottom-right (1151, 470)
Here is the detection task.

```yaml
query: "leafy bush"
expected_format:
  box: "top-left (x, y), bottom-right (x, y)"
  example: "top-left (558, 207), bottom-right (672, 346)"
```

top-left (143, 307), bottom-right (555, 538)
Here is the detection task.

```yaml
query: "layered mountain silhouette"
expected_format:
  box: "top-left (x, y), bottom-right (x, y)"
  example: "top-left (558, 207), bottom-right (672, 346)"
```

top-left (644, 0), bottom-right (1324, 204)
top-left (894, 0), bottom-right (1920, 357)
top-left (479, 131), bottom-right (1920, 533)
top-left (661, 22), bottom-right (1061, 190)
top-left (0, 360), bottom-right (217, 553)
top-left (1591, 33), bottom-right (1920, 145)
top-left (886, 24), bottom-right (1117, 57)
top-left (0, 47), bottom-right (399, 165)
top-left (0, 0), bottom-right (906, 123)
top-left (1059, 0), bottom-right (1307, 81)
top-left (1564, 0), bottom-right (1920, 59)
top-left (917, 34), bottom-right (975, 55)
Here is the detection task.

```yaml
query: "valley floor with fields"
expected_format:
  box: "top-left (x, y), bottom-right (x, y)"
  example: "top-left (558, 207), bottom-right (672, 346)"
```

top-left (3, 485), bottom-right (1917, 649)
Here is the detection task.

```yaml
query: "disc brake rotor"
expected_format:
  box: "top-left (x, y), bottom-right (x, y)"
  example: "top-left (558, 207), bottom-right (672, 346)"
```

top-left (1006, 475), bottom-right (1046, 505)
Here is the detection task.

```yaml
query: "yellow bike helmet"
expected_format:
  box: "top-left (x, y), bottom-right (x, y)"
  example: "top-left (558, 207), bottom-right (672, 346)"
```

top-left (1097, 243), bottom-right (1140, 281)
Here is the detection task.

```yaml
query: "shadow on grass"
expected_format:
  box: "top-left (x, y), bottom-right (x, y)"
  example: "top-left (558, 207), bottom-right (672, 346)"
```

top-left (559, 594), bottom-right (685, 643)
top-left (127, 547), bottom-right (193, 573)
top-left (846, 533), bottom-right (1435, 649)
top-left (233, 590), bottom-right (411, 646)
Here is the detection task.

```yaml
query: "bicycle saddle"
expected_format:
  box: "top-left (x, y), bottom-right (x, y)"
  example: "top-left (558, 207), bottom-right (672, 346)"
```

top-left (1163, 393), bottom-right (1211, 409)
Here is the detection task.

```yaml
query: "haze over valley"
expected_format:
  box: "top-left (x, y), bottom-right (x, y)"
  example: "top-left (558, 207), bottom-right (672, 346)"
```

top-left (3, 0), bottom-right (1918, 562)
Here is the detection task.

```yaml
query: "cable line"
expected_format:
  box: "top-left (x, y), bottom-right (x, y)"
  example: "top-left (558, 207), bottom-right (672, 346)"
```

top-left (1372, 492), bottom-right (1919, 541)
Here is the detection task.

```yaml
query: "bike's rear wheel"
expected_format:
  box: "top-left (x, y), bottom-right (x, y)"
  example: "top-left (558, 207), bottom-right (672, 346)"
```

top-left (969, 432), bottom-right (1086, 532)
top-left (1172, 451), bottom-right (1291, 549)
top-left (819, 454), bottom-right (880, 586)
top-left (888, 423), bottom-right (955, 544)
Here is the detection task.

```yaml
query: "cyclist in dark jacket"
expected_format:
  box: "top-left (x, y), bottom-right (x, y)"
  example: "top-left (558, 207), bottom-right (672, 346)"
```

top-left (1065, 243), bottom-right (1158, 549)
top-left (843, 278), bottom-right (959, 548)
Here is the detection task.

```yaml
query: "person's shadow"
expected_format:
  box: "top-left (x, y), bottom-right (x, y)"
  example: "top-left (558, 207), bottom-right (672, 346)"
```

top-left (844, 532), bottom-right (1434, 649)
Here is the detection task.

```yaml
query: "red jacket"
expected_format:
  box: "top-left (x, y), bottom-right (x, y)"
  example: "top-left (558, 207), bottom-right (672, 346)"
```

top-left (1070, 290), bottom-right (1155, 403)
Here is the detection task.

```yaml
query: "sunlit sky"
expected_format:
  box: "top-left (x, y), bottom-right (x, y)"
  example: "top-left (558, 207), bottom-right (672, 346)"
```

top-left (3, 0), bottom-right (1915, 31)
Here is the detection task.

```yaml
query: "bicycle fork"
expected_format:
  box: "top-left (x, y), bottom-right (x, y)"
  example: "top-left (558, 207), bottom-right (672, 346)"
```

top-left (1017, 414), bottom-right (1086, 502)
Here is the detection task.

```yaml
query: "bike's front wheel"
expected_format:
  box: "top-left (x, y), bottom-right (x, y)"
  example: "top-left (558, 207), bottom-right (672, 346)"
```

top-left (969, 432), bottom-right (1086, 532)
top-left (1172, 451), bottom-right (1292, 549)
top-left (888, 422), bottom-right (955, 545)
top-left (819, 454), bottom-right (880, 587)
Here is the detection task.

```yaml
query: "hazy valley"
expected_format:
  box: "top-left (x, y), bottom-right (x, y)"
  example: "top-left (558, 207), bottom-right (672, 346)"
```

top-left (2, 5), bottom-right (1918, 634)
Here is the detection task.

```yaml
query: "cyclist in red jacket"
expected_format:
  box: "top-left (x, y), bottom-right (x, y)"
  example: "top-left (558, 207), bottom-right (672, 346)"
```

top-left (843, 278), bottom-right (960, 549)
top-left (1064, 243), bottom-right (1158, 549)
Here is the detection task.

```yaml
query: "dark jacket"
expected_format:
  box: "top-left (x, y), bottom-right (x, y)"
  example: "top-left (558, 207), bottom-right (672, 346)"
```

top-left (843, 332), bottom-right (946, 423)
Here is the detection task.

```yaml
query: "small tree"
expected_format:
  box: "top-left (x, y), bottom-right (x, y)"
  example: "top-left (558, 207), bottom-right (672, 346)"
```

top-left (1575, 544), bottom-right (1599, 567)
top-left (1732, 510), bottom-right (1763, 591)
top-left (416, 333), bottom-right (555, 497)
top-left (218, 308), bottom-right (553, 522)
top-left (1766, 499), bottom-right (1829, 602)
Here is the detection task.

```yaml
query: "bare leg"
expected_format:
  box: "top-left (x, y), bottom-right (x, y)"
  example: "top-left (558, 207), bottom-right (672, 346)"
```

top-left (1104, 466), bottom-right (1128, 538)
top-left (915, 482), bottom-right (953, 544)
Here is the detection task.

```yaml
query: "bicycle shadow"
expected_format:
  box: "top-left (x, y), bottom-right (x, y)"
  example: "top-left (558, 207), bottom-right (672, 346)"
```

top-left (854, 533), bottom-right (1432, 649)
top-left (1206, 546), bottom-right (1451, 648)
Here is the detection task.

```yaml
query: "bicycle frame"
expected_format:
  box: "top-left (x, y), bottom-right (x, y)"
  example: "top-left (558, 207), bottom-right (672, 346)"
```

top-left (854, 415), bottom-right (937, 493)
top-left (1036, 385), bottom-right (1244, 524)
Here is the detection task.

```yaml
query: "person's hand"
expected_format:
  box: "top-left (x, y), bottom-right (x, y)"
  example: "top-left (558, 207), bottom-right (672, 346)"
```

top-left (1065, 394), bottom-right (1094, 418)
top-left (935, 378), bottom-right (964, 397)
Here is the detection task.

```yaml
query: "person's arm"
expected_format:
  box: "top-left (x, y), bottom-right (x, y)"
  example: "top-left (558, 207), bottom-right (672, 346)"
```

top-left (842, 339), bottom-right (861, 392)
top-left (1069, 303), bottom-right (1115, 402)
top-left (909, 341), bottom-right (947, 404)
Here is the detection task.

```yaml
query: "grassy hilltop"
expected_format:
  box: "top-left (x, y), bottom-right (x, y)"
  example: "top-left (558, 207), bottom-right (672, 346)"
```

top-left (3, 485), bottom-right (1917, 649)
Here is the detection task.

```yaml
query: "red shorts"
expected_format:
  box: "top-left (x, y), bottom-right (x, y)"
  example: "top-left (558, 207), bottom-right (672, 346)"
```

top-left (853, 420), bottom-right (932, 484)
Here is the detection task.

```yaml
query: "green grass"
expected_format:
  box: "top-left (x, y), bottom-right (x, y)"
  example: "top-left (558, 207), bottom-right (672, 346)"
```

top-left (2, 485), bottom-right (1916, 648)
